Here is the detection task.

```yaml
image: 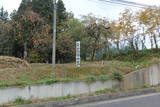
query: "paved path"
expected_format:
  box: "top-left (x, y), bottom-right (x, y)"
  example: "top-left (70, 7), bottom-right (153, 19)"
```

top-left (68, 93), bottom-right (160, 107)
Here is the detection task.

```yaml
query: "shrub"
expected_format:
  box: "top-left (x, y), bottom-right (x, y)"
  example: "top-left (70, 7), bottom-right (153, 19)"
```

top-left (111, 71), bottom-right (123, 81)
top-left (61, 78), bottom-right (75, 82)
top-left (13, 97), bottom-right (32, 105)
top-left (27, 51), bottom-right (43, 63)
top-left (14, 97), bottom-right (25, 105)
top-left (99, 75), bottom-right (109, 82)
top-left (85, 75), bottom-right (97, 82)
top-left (44, 79), bottom-right (59, 84)
top-left (35, 78), bottom-right (58, 85)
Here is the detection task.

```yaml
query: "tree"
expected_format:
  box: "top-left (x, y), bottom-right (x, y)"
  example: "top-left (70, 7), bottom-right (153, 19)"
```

top-left (31, 0), bottom-right (54, 25)
top-left (109, 21), bottom-right (121, 52)
top-left (55, 13), bottom-right (84, 62)
top-left (0, 7), bottom-right (11, 55)
top-left (135, 11), bottom-right (147, 50)
top-left (56, 33), bottom-right (75, 63)
top-left (11, 3), bottom-right (44, 59)
top-left (57, 0), bottom-right (67, 26)
top-left (0, 21), bottom-right (12, 55)
top-left (138, 7), bottom-right (160, 49)
top-left (118, 9), bottom-right (136, 50)
top-left (31, 0), bottom-right (70, 63)
top-left (28, 24), bottom-right (52, 63)
top-left (0, 7), bottom-right (9, 22)
top-left (31, 0), bottom-right (67, 26)
top-left (82, 14), bottom-right (111, 60)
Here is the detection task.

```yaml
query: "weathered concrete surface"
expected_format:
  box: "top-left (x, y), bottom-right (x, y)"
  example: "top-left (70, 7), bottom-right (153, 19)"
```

top-left (0, 80), bottom-right (119, 104)
top-left (123, 63), bottom-right (160, 89)
top-left (19, 88), bottom-right (157, 107)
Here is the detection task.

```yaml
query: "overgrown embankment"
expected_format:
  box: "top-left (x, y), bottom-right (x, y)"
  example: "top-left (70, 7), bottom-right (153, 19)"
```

top-left (103, 49), bottom-right (160, 68)
top-left (1, 49), bottom-right (160, 88)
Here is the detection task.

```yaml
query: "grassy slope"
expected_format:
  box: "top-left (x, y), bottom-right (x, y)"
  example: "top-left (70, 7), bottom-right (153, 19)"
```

top-left (0, 61), bottom-right (134, 87)
top-left (0, 49), bottom-right (160, 87)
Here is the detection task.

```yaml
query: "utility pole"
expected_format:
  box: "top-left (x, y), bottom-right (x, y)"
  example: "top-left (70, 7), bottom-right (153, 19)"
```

top-left (52, 0), bottom-right (57, 69)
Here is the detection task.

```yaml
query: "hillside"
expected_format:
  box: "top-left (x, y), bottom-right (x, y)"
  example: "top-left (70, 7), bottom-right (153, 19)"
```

top-left (0, 49), bottom-right (160, 87)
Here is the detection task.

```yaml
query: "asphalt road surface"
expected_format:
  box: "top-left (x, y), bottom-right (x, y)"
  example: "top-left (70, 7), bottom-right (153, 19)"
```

top-left (68, 93), bottom-right (160, 107)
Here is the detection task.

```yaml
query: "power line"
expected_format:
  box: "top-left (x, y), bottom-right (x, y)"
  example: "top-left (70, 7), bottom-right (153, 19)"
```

top-left (99, 0), bottom-right (151, 8)
top-left (89, 0), bottom-right (144, 8)
top-left (101, 0), bottom-right (145, 8)
top-left (112, 0), bottom-right (151, 7)
top-left (89, 0), bottom-right (153, 9)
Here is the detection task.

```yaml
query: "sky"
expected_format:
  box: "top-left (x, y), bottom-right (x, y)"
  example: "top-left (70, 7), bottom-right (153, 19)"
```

top-left (0, 0), bottom-right (160, 20)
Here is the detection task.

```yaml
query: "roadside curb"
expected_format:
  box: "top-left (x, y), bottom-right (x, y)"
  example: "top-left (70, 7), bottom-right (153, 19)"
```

top-left (18, 88), bottom-right (157, 107)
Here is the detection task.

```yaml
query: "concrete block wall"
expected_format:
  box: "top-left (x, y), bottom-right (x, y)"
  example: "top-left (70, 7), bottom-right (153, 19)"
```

top-left (0, 80), bottom-right (119, 104)
top-left (123, 63), bottom-right (160, 89)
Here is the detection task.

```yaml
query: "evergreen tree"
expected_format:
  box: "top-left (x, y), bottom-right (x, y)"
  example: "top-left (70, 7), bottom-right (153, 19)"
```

top-left (57, 0), bottom-right (67, 25)
top-left (17, 0), bottom-right (30, 14)
top-left (0, 7), bottom-right (8, 22)
top-left (31, 0), bottom-right (54, 25)
top-left (11, 0), bottom-right (46, 59)
top-left (31, 0), bottom-right (67, 25)
top-left (0, 7), bottom-right (11, 55)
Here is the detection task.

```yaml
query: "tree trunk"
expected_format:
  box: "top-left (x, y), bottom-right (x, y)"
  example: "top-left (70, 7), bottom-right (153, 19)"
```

top-left (134, 36), bottom-right (139, 50)
top-left (153, 34), bottom-right (158, 49)
top-left (83, 54), bottom-right (87, 61)
top-left (129, 38), bottom-right (135, 50)
top-left (24, 42), bottom-right (27, 60)
top-left (150, 36), bottom-right (154, 49)
top-left (91, 47), bottom-right (96, 61)
top-left (116, 42), bottom-right (120, 53)
top-left (141, 35), bottom-right (146, 50)
top-left (135, 42), bottom-right (139, 50)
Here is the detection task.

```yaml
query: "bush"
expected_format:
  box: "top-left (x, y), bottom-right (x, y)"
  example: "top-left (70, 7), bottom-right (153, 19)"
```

top-left (61, 78), bottom-right (75, 82)
top-left (111, 71), bottom-right (123, 81)
top-left (99, 75), bottom-right (109, 82)
top-left (85, 75), bottom-right (97, 82)
top-left (35, 78), bottom-right (58, 85)
top-left (27, 51), bottom-right (43, 63)
top-left (14, 97), bottom-right (25, 105)
top-left (13, 97), bottom-right (32, 105)
top-left (102, 49), bottom-right (160, 62)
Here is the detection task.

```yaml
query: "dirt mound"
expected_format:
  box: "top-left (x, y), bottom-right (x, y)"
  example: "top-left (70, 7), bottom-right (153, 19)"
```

top-left (0, 56), bottom-right (31, 69)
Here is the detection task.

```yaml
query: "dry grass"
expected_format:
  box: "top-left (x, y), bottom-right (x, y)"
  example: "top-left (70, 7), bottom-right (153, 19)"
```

top-left (0, 60), bottom-right (134, 87)
top-left (54, 61), bottom-right (134, 80)
top-left (0, 56), bottom-right (160, 87)
top-left (0, 56), bottom-right (31, 68)
top-left (0, 56), bottom-right (31, 83)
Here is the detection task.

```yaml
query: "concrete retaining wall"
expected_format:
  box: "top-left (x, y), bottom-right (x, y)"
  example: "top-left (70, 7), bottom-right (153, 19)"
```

top-left (1, 63), bottom-right (160, 105)
top-left (0, 80), bottom-right (119, 104)
top-left (123, 63), bottom-right (160, 89)
top-left (20, 88), bottom-right (157, 107)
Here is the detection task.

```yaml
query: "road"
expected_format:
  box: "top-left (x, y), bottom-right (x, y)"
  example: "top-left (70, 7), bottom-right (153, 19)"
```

top-left (68, 93), bottom-right (160, 107)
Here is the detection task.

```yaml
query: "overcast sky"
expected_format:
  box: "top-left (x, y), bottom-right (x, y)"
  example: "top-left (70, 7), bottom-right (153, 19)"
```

top-left (0, 0), bottom-right (160, 20)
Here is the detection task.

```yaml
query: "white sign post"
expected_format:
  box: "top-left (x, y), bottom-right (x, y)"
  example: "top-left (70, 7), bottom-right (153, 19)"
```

top-left (76, 41), bottom-right (81, 67)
